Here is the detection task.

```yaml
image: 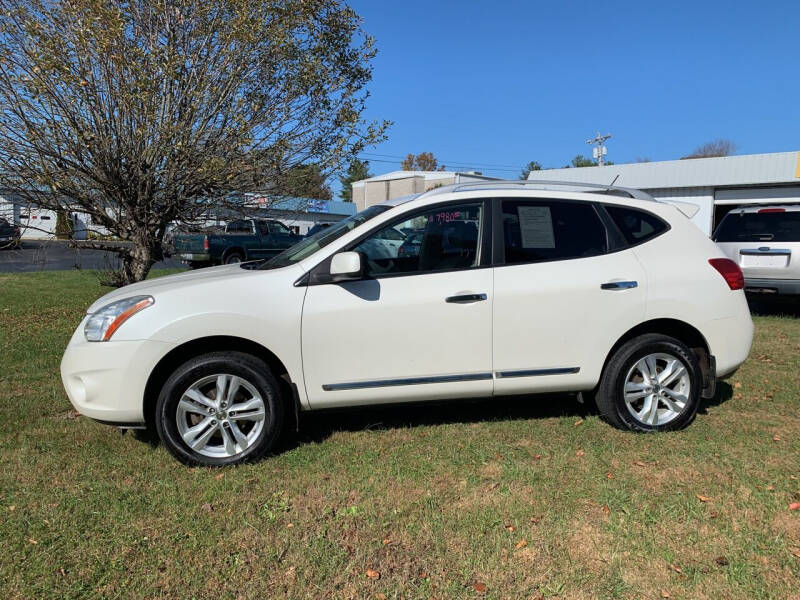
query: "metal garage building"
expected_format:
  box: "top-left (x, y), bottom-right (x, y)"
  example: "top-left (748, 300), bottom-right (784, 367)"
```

top-left (527, 150), bottom-right (800, 235)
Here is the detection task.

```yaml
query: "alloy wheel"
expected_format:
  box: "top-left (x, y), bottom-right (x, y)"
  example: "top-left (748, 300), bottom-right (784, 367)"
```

top-left (176, 374), bottom-right (267, 458)
top-left (623, 352), bottom-right (691, 427)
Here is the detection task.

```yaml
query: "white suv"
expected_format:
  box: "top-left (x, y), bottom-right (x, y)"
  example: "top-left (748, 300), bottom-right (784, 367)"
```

top-left (61, 181), bottom-right (754, 466)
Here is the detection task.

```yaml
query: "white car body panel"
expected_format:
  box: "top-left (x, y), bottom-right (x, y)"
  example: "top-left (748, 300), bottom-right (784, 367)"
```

top-left (301, 269), bottom-right (493, 407)
top-left (60, 186), bottom-right (754, 427)
top-left (492, 249), bottom-right (646, 395)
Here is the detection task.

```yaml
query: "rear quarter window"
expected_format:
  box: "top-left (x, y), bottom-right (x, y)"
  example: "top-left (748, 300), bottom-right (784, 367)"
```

top-left (605, 205), bottom-right (668, 246)
top-left (714, 211), bottom-right (800, 243)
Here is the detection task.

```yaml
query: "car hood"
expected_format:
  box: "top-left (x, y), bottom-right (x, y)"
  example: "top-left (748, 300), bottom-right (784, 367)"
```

top-left (86, 264), bottom-right (257, 313)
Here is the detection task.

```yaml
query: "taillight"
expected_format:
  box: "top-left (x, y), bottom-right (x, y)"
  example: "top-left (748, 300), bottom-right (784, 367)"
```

top-left (203, 236), bottom-right (209, 250)
top-left (758, 208), bottom-right (784, 213)
top-left (709, 258), bottom-right (744, 290)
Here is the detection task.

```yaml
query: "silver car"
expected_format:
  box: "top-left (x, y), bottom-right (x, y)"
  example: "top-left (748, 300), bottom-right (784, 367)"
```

top-left (714, 205), bottom-right (800, 296)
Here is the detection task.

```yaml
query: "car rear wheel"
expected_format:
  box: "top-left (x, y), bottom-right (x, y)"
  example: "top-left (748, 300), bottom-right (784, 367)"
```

top-left (596, 334), bottom-right (702, 432)
top-left (155, 352), bottom-right (284, 466)
top-left (224, 251), bottom-right (244, 264)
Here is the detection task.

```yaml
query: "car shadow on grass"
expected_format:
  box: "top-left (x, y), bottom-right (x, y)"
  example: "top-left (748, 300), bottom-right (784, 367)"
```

top-left (746, 295), bottom-right (800, 318)
top-left (131, 385), bottom-right (735, 457)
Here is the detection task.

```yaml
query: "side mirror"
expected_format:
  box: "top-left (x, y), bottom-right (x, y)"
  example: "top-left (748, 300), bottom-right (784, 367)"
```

top-left (329, 251), bottom-right (363, 282)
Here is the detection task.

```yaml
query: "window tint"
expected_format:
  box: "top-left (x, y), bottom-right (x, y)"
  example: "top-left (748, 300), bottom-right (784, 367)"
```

top-left (227, 220), bottom-right (251, 234)
top-left (353, 203), bottom-right (483, 276)
top-left (606, 205), bottom-right (667, 245)
top-left (714, 211), bottom-right (800, 242)
top-left (267, 221), bottom-right (290, 235)
top-left (501, 200), bottom-right (606, 265)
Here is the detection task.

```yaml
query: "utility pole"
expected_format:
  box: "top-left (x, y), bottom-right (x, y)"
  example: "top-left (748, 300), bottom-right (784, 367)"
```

top-left (586, 132), bottom-right (612, 166)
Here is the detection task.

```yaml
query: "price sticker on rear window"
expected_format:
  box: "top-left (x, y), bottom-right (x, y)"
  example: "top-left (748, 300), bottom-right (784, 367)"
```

top-left (518, 206), bottom-right (555, 248)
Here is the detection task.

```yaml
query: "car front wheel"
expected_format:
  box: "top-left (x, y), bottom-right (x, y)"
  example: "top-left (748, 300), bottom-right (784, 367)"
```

top-left (596, 334), bottom-right (702, 432)
top-left (155, 352), bottom-right (284, 466)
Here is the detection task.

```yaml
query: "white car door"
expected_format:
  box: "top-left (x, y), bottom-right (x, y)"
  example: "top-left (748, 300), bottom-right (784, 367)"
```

top-left (301, 200), bottom-right (494, 408)
top-left (491, 198), bottom-right (648, 396)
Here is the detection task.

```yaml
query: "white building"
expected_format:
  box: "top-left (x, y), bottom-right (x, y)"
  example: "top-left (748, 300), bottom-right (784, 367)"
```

top-left (527, 150), bottom-right (800, 235)
top-left (352, 170), bottom-right (499, 211)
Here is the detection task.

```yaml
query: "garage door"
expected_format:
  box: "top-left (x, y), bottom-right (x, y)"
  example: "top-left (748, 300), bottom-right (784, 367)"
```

top-left (715, 186), bottom-right (800, 205)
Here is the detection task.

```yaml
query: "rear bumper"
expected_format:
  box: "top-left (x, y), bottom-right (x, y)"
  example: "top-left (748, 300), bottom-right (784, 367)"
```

top-left (744, 278), bottom-right (800, 296)
top-left (177, 252), bottom-right (211, 262)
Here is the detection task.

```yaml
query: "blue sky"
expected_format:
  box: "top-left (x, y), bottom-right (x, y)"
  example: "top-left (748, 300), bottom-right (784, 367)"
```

top-left (344, 0), bottom-right (800, 183)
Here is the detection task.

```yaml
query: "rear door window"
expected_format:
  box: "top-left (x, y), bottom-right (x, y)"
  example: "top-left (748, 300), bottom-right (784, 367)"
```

top-left (714, 211), bottom-right (800, 242)
top-left (605, 205), bottom-right (668, 246)
top-left (501, 199), bottom-right (607, 265)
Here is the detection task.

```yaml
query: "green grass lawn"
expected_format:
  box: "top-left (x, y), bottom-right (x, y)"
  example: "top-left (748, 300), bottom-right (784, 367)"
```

top-left (1, 270), bottom-right (799, 599)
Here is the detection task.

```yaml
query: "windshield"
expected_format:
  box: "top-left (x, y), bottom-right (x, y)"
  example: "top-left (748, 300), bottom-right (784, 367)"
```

top-left (259, 205), bottom-right (391, 269)
top-left (714, 211), bottom-right (800, 242)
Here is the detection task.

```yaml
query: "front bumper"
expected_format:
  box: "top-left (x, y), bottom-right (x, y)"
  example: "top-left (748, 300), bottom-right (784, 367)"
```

top-left (60, 322), bottom-right (173, 423)
top-left (744, 278), bottom-right (800, 296)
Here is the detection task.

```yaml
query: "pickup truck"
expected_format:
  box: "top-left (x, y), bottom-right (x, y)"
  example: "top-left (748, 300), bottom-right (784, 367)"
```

top-left (172, 219), bottom-right (302, 267)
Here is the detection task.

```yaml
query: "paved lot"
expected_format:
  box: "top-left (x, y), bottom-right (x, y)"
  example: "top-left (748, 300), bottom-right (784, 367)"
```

top-left (0, 240), bottom-right (183, 273)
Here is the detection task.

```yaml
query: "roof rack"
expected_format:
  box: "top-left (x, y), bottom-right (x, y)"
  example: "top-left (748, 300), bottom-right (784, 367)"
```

top-left (419, 179), bottom-right (655, 201)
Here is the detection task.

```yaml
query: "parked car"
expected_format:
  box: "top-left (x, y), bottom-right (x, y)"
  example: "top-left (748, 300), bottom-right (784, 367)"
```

top-left (61, 181), bottom-right (753, 466)
top-left (171, 218), bottom-right (303, 267)
top-left (0, 217), bottom-right (21, 249)
top-left (713, 205), bottom-right (800, 296)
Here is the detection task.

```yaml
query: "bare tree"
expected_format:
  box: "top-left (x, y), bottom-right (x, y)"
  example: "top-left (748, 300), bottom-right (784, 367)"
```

top-left (0, 0), bottom-right (388, 284)
top-left (681, 139), bottom-right (737, 160)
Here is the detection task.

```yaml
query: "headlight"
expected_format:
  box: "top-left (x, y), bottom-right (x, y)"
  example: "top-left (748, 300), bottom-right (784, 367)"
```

top-left (84, 295), bottom-right (154, 342)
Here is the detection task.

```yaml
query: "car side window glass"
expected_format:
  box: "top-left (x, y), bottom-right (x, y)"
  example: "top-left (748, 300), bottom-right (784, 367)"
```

top-left (227, 220), bottom-right (250, 234)
top-left (353, 203), bottom-right (482, 276)
top-left (501, 199), bottom-right (607, 265)
top-left (606, 205), bottom-right (667, 245)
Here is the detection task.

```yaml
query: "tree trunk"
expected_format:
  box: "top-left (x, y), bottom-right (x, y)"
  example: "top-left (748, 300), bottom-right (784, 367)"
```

top-left (103, 237), bottom-right (157, 287)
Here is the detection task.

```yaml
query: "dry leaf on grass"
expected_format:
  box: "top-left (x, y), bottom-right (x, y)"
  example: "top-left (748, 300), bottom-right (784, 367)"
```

top-left (472, 582), bottom-right (487, 594)
top-left (661, 591), bottom-right (671, 598)
top-left (633, 461), bottom-right (646, 467)
top-left (576, 449), bottom-right (585, 457)
top-left (696, 494), bottom-right (712, 502)
top-left (504, 524), bottom-right (516, 532)
top-left (789, 502), bottom-right (800, 511)
top-left (365, 568), bottom-right (380, 580)
top-left (734, 381), bottom-right (742, 389)
top-left (28, 538), bottom-right (37, 544)
top-left (790, 548), bottom-right (800, 558)
top-left (773, 434), bottom-right (781, 442)
top-left (214, 472), bottom-right (224, 480)
top-left (668, 564), bottom-right (682, 573)
top-left (606, 472), bottom-right (614, 479)
top-left (715, 556), bottom-right (729, 566)
top-left (574, 419), bottom-right (584, 426)
top-left (515, 539), bottom-right (527, 550)
top-left (382, 538), bottom-right (392, 545)
top-left (377, 594), bottom-right (387, 600)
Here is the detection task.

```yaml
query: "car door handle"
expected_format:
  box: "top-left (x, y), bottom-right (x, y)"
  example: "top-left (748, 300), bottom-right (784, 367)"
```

top-left (445, 293), bottom-right (487, 304)
top-left (600, 281), bottom-right (638, 290)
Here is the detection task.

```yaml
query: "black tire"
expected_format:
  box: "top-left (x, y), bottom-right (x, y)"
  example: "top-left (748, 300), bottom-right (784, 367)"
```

top-left (224, 251), bottom-right (244, 264)
top-left (596, 334), bottom-right (702, 432)
top-left (155, 351), bottom-right (284, 466)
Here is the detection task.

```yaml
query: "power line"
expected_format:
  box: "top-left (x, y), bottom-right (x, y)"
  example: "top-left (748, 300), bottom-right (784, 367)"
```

top-left (359, 151), bottom-right (525, 170)
top-left (357, 155), bottom-right (522, 174)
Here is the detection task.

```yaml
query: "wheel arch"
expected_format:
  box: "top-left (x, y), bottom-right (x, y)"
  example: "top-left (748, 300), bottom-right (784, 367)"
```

top-left (599, 318), bottom-right (713, 393)
top-left (222, 247), bottom-right (246, 261)
top-left (142, 335), bottom-right (294, 428)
